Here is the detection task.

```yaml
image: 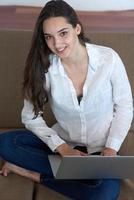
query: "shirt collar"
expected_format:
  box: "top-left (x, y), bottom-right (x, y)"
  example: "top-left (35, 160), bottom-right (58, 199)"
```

top-left (49, 54), bottom-right (65, 76)
top-left (85, 43), bottom-right (100, 72)
top-left (49, 43), bottom-right (100, 76)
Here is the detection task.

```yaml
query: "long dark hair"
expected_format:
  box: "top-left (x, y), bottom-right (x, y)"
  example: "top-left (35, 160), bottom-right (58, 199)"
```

top-left (23, 0), bottom-right (89, 117)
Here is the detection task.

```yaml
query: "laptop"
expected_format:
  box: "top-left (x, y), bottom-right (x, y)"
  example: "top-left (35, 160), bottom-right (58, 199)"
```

top-left (48, 155), bottom-right (134, 179)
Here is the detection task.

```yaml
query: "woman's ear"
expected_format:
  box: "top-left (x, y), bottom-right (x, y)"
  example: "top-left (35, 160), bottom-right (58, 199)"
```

top-left (75, 24), bottom-right (81, 35)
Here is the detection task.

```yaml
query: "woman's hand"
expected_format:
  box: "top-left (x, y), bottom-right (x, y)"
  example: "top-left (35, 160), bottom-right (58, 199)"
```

top-left (56, 143), bottom-right (88, 156)
top-left (101, 147), bottom-right (117, 156)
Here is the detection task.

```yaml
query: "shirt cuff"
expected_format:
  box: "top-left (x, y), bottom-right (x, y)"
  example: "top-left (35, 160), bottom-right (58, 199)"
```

top-left (47, 134), bottom-right (66, 152)
top-left (105, 136), bottom-right (122, 152)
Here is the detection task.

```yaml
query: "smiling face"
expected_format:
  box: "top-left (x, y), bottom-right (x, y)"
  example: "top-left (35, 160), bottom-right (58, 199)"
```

top-left (43, 16), bottom-right (81, 60)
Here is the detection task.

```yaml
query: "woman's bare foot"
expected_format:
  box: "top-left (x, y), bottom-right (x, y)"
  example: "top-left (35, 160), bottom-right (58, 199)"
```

top-left (0, 162), bottom-right (40, 183)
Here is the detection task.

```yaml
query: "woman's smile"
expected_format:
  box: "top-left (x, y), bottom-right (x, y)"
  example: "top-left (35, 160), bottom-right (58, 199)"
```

top-left (55, 46), bottom-right (68, 56)
top-left (43, 16), bottom-right (81, 60)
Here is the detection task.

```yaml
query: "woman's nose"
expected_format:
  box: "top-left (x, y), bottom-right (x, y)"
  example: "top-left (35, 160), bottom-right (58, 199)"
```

top-left (54, 37), bottom-right (62, 48)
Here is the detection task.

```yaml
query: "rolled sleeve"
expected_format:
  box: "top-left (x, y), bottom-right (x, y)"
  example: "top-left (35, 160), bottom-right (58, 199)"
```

top-left (106, 51), bottom-right (133, 151)
top-left (21, 99), bottom-right (65, 152)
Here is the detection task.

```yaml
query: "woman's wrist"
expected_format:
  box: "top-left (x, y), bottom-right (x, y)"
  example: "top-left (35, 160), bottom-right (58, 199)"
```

top-left (56, 143), bottom-right (69, 155)
top-left (101, 147), bottom-right (117, 156)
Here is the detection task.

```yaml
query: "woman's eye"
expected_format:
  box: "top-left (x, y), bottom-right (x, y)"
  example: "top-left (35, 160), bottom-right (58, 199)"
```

top-left (60, 31), bottom-right (68, 37)
top-left (45, 35), bottom-right (52, 41)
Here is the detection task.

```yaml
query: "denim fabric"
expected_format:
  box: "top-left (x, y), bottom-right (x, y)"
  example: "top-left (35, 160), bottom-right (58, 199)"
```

top-left (0, 129), bottom-right (120, 200)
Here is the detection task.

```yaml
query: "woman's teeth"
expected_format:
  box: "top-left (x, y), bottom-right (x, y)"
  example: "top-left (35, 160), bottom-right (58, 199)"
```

top-left (57, 47), bottom-right (65, 52)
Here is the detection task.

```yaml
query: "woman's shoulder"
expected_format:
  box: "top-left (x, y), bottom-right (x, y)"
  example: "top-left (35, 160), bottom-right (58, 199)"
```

top-left (86, 42), bottom-right (117, 55)
top-left (86, 42), bottom-right (119, 64)
top-left (85, 42), bottom-right (121, 72)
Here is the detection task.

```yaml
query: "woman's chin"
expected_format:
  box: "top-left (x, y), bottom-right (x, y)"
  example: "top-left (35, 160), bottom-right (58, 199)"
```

top-left (56, 47), bottom-right (69, 58)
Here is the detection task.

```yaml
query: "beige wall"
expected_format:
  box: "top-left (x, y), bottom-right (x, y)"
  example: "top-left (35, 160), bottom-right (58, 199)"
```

top-left (0, 0), bottom-right (134, 11)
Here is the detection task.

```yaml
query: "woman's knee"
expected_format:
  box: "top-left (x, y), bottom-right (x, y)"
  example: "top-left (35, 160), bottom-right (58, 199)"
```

top-left (0, 129), bottom-right (30, 159)
top-left (85, 179), bottom-right (120, 200)
top-left (0, 131), bottom-right (13, 150)
top-left (100, 179), bottom-right (121, 200)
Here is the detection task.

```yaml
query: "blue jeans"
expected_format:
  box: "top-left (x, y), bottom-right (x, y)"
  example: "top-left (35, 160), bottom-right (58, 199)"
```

top-left (0, 129), bottom-right (120, 200)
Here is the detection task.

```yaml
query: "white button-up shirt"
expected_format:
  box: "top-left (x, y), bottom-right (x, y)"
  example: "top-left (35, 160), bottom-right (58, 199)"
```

top-left (21, 43), bottom-right (133, 153)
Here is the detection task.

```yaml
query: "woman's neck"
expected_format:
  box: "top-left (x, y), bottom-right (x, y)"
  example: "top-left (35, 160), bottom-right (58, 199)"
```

top-left (61, 43), bottom-right (88, 69)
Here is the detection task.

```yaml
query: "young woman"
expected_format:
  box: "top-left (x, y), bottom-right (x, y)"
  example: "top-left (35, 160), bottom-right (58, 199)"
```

top-left (0, 0), bottom-right (133, 199)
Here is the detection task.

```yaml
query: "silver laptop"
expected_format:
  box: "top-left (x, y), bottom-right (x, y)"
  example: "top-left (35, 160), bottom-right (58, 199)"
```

top-left (48, 155), bottom-right (134, 179)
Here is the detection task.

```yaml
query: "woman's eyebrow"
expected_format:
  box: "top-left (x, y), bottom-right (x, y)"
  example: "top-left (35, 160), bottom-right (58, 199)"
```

top-left (57, 28), bottom-right (69, 33)
top-left (44, 28), bottom-right (69, 36)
